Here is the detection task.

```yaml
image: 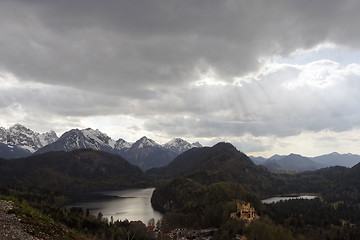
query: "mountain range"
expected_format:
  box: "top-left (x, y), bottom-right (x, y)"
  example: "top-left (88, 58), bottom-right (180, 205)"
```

top-left (2, 124), bottom-right (360, 172)
top-left (0, 124), bottom-right (58, 158)
top-left (250, 152), bottom-right (360, 173)
top-left (0, 124), bottom-right (202, 170)
top-left (118, 136), bottom-right (178, 170)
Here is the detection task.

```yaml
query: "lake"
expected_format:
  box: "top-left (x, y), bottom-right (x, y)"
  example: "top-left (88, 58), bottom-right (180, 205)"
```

top-left (67, 188), bottom-right (162, 224)
top-left (262, 195), bottom-right (319, 204)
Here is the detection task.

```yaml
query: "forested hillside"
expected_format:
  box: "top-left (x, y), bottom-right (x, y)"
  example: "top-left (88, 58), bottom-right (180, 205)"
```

top-left (0, 149), bottom-right (152, 191)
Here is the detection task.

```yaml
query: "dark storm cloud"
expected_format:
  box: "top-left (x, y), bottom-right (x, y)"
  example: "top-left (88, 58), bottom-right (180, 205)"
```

top-left (1, 0), bottom-right (360, 154)
top-left (1, 0), bottom-right (360, 93)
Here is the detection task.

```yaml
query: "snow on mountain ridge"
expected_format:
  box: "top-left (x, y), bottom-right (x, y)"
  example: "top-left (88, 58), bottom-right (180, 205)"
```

top-left (58, 129), bottom-right (86, 151)
top-left (0, 124), bottom-right (204, 162)
top-left (39, 131), bottom-right (58, 146)
top-left (163, 138), bottom-right (189, 147)
top-left (163, 138), bottom-right (203, 154)
top-left (81, 128), bottom-right (115, 149)
top-left (114, 138), bottom-right (132, 150)
top-left (132, 136), bottom-right (160, 149)
top-left (0, 124), bottom-right (58, 152)
top-left (0, 127), bottom-right (6, 142)
top-left (191, 142), bottom-right (203, 148)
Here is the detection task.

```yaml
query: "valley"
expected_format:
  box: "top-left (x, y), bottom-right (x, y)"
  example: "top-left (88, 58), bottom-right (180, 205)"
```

top-left (1, 124), bottom-right (360, 239)
top-left (2, 1), bottom-right (359, 238)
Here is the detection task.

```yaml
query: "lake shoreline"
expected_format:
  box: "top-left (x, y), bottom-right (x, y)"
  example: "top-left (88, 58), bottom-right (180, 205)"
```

top-left (65, 187), bottom-right (157, 203)
top-left (65, 188), bottom-right (162, 224)
top-left (262, 194), bottom-right (320, 204)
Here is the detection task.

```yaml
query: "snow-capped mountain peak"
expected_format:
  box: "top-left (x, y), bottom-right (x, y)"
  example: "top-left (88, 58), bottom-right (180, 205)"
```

top-left (8, 124), bottom-right (33, 136)
top-left (81, 128), bottom-right (115, 148)
top-left (0, 124), bottom-right (58, 153)
top-left (164, 138), bottom-right (188, 146)
top-left (163, 138), bottom-right (202, 154)
top-left (39, 130), bottom-right (58, 147)
top-left (132, 136), bottom-right (160, 149)
top-left (9, 123), bottom-right (27, 130)
top-left (114, 138), bottom-right (132, 150)
top-left (35, 128), bottom-right (115, 154)
top-left (191, 142), bottom-right (203, 148)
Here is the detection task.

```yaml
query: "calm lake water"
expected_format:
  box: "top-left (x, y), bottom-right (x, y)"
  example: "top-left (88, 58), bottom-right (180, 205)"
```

top-left (262, 195), bottom-right (319, 204)
top-left (67, 188), bottom-right (162, 224)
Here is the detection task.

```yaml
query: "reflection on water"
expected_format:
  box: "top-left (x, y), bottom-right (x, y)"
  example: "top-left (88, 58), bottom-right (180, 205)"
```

top-left (67, 188), bottom-right (162, 224)
top-left (262, 195), bottom-right (319, 204)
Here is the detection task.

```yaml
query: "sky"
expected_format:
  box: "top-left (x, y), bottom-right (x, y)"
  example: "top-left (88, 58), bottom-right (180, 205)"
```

top-left (1, 0), bottom-right (360, 157)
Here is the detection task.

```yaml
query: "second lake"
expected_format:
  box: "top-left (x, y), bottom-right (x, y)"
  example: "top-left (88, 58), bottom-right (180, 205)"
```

top-left (262, 195), bottom-right (319, 204)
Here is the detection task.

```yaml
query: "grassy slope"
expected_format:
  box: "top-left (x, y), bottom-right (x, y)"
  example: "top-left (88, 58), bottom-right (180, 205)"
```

top-left (1, 194), bottom-right (85, 240)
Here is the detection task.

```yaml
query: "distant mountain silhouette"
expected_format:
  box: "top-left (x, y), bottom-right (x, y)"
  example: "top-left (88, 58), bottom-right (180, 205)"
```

top-left (263, 154), bottom-right (325, 172)
top-left (252, 152), bottom-right (360, 172)
top-left (312, 152), bottom-right (360, 168)
top-left (249, 156), bottom-right (267, 165)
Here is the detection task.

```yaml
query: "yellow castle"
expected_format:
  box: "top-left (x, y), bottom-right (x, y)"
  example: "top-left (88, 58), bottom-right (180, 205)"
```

top-left (230, 202), bottom-right (256, 222)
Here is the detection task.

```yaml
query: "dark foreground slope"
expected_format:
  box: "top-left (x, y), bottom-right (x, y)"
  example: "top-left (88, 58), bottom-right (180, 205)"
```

top-left (0, 149), bottom-right (152, 192)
